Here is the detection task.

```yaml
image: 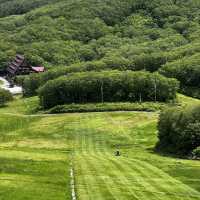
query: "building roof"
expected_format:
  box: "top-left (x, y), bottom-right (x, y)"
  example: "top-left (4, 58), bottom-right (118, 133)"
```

top-left (31, 66), bottom-right (45, 73)
top-left (7, 55), bottom-right (45, 76)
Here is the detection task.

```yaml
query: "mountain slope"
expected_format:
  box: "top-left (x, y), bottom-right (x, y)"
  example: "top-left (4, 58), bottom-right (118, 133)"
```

top-left (0, 0), bottom-right (200, 97)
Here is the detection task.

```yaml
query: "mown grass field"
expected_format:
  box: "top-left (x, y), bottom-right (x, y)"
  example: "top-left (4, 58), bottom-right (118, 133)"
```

top-left (0, 96), bottom-right (200, 200)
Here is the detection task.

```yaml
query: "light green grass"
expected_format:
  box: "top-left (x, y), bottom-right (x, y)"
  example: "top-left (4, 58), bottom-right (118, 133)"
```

top-left (0, 95), bottom-right (200, 200)
top-left (0, 113), bottom-right (71, 200)
top-left (70, 112), bottom-right (200, 200)
top-left (0, 96), bottom-right (39, 115)
top-left (177, 93), bottom-right (200, 107)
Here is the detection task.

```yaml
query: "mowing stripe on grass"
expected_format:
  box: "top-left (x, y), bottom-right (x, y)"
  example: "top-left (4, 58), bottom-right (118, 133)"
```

top-left (73, 125), bottom-right (200, 200)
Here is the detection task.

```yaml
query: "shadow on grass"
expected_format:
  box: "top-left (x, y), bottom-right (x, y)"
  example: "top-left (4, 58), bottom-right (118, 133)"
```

top-left (146, 146), bottom-right (193, 160)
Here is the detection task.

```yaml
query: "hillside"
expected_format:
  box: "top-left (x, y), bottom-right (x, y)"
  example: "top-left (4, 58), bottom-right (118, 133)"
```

top-left (0, 1), bottom-right (200, 199)
top-left (0, 0), bottom-right (200, 98)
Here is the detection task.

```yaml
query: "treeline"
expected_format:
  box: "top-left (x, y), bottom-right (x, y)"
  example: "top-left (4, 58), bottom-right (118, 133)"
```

top-left (19, 49), bottom-right (176, 97)
top-left (0, 0), bottom-right (60, 17)
top-left (19, 40), bottom-right (200, 97)
top-left (157, 104), bottom-right (200, 157)
top-left (160, 53), bottom-right (200, 98)
top-left (19, 60), bottom-right (109, 96)
top-left (0, 0), bottom-right (200, 69)
top-left (38, 71), bottom-right (179, 109)
top-left (0, 0), bottom-right (199, 99)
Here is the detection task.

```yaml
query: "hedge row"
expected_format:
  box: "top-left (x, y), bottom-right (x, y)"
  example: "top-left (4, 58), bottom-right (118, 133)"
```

top-left (46, 102), bottom-right (166, 114)
top-left (38, 70), bottom-right (179, 109)
top-left (157, 104), bottom-right (200, 156)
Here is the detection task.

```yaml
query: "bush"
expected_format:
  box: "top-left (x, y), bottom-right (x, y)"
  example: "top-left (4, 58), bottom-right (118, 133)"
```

top-left (38, 70), bottom-right (179, 109)
top-left (192, 147), bottom-right (200, 160)
top-left (0, 89), bottom-right (13, 106)
top-left (157, 104), bottom-right (200, 155)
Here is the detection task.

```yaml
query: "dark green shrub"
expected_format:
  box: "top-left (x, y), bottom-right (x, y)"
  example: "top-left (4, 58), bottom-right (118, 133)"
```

top-left (192, 147), bottom-right (200, 160)
top-left (38, 70), bottom-right (179, 109)
top-left (157, 104), bottom-right (200, 155)
top-left (0, 89), bottom-right (13, 106)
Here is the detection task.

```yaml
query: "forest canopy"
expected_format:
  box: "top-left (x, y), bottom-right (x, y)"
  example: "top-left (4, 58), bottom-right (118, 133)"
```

top-left (0, 0), bottom-right (200, 99)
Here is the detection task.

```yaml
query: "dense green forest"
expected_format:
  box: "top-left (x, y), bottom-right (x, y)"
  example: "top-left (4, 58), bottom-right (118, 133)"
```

top-left (0, 0), bottom-right (200, 99)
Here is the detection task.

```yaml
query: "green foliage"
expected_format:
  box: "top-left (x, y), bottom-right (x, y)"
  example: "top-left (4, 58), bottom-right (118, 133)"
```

top-left (192, 146), bottom-right (200, 159)
top-left (38, 70), bottom-right (179, 109)
top-left (0, 0), bottom-right (199, 98)
top-left (0, 88), bottom-right (13, 106)
top-left (160, 53), bottom-right (200, 88)
top-left (157, 104), bottom-right (200, 155)
top-left (22, 60), bottom-right (108, 96)
top-left (160, 53), bottom-right (200, 98)
top-left (47, 102), bottom-right (165, 114)
top-left (0, 0), bottom-right (60, 17)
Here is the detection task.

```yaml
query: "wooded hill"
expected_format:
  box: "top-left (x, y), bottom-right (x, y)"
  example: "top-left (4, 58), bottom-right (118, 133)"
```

top-left (0, 0), bottom-right (200, 99)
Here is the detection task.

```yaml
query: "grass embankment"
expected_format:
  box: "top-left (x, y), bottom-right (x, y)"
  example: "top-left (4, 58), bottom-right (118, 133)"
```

top-left (0, 95), bottom-right (199, 199)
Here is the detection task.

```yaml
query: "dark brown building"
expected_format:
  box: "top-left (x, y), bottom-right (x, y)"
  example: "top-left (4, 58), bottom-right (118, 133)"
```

top-left (7, 54), bottom-right (45, 76)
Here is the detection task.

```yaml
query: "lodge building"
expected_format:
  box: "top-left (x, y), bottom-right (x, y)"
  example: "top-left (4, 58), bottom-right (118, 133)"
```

top-left (7, 54), bottom-right (45, 77)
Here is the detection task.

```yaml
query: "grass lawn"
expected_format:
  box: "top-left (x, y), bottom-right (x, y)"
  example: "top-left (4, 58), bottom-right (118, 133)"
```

top-left (0, 110), bottom-right (71, 200)
top-left (0, 95), bottom-right (199, 199)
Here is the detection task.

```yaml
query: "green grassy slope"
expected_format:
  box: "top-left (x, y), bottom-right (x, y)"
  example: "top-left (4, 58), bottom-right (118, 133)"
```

top-left (72, 112), bottom-right (200, 199)
top-left (0, 96), bottom-right (200, 200)
top-left (0, 111), bottom-right (71, 199)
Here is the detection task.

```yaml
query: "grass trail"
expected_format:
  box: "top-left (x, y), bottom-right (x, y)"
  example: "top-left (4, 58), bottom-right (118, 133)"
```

top-left (71, 112), bottom-right (200, 200)
top-left (0, 96), bottom-right (200, 200)
top-left (0, 114), bottom-right (71, 200)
